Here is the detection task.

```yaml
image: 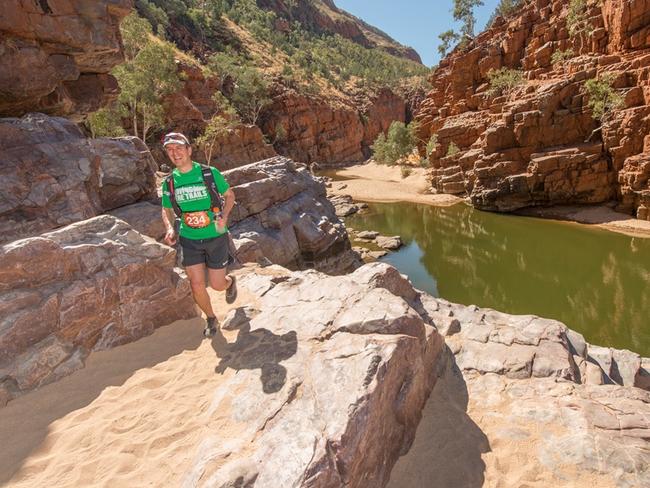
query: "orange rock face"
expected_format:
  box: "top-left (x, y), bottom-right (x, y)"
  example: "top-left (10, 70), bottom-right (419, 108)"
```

top-left (165, 63), bottom-right (408, 167)
top-left (0, 0), bottom-right (131, 121)
top-left (261, 86), bottom-right (406, 165)
top-left (418, 0), bottom-right (650, 220)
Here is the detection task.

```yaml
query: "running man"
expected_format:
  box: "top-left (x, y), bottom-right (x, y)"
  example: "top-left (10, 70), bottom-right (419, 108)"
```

top-left (160, 132), bottom-right (237, 337)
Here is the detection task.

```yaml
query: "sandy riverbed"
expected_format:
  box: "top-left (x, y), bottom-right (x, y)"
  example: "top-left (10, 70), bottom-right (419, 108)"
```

top-left (326, 161), bottom-right (462, 206)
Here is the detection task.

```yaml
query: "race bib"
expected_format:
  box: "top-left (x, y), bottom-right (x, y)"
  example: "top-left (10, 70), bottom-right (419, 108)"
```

top-left (183, 211), bottom-right (211, 229)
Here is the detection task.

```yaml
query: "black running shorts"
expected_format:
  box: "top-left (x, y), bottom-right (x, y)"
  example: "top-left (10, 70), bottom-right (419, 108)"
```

top-left (179, 234), bottom-right (229, 269)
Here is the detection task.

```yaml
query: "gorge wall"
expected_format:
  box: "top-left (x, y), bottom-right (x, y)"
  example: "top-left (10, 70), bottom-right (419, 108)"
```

top-left (166, 62), bottom-right (409, 168)
top-left (0, 0), bottom-right (131, 121)
top-left (419, 0), bottom-right (650, 220)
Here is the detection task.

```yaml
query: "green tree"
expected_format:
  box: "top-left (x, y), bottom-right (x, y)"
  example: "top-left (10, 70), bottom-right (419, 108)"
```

top-left (446, 141), bottom-right (460, 156)
top-left (584, 74), bottom-right (624, 122)
top-left (88, 104), bottom-right (126, 138)
top-left (487, 67), bottom-right (524, 96)
top-left (426, 133), bottom-right (439, 157)
top-left (109, 13), bottom-right (182, 142)
top-left (453, 0), bottom-right (484, 38)
top-left (567, 0), bottom-right (588, 37)
top-left (371, 121), bottom-right (419, 165)
top-left (438, 29), bottom-right (461, 57)
top-left (196, 92), bottom-right (238, 163)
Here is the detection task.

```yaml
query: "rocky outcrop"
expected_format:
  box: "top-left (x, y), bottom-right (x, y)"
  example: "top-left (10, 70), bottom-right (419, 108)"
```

top-left (261, 86), bottom-right (406, 165)
top-left (0, 0), bottom-right (131, 120)
top-left (2, 262), bottom-right (444, 486)
top-left (418, 0), bottom-right (650, 220)
top-left (225, 156), bottom-right (361, 274)
top-left (3, 261), bottom-right (647, 485)
top-left (390, 292), bottom-right (650, 487)
top-left (178, 263), bottom-right (443, 486)
top-left (162, 62), bottom-right (407, 167)
top-left (0, 113), bottom-right (157, 244)
top-left (257, 0), bottom-right (422, 63)
top-left (0, 215), bottom-right (196, 406)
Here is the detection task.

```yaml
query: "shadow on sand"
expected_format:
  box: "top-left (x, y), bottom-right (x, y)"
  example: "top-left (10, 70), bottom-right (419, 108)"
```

top-left (210, 317), bottom-right (297, 394)
top-left (0, 318), bottom-right (204, 485)
top-left (387, 346), bottom-right (491, 488)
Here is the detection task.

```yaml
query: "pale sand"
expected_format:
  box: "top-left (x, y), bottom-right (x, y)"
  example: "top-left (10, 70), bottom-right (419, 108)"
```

top-left (0, 274), bottom-right (258, 487)
top-left (327, 162), bottom-right (650, 239)
top-left (517, 204), bottom-right (650, 238)
top-left (326, 161), bottom-right (462, 206)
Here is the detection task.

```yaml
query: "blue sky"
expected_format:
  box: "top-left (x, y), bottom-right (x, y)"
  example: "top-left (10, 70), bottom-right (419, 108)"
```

top-left (335, 0), bottom-right (501, 67)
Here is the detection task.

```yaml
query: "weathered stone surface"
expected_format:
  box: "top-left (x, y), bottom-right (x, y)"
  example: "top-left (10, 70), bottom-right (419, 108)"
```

top-left (0, 113), bottom-right (157, 244)
top-left (0, 0), bottom-right (131, 120)
top-left (108, 201), bottom-right (165, 241)
top-left (226, 156), bottom-right (362, 274)
top-left (176, 263), bottom-right (444, 487)
top-left (328, 193), bottom-right (362, 217)
top-left (418, 0), bottom-right (650, 219)
top-left (357, 230), bottom-right (380, 239)
top-left (390, 289), bottom-right (650, 488)
top-left (0, 215), bottom-right (197, 405)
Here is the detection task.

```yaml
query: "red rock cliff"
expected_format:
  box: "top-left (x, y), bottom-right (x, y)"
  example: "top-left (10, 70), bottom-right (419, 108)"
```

top-left (418, 0), bottom-right (650, 221)
top-left (0, 0), bottom-right (132, 121)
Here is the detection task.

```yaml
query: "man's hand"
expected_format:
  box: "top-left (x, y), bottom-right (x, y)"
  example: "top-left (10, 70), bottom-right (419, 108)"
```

top-left (164, 228), bottom-right (177, 246)
top-left (216, 215), bottom-right (227, 232)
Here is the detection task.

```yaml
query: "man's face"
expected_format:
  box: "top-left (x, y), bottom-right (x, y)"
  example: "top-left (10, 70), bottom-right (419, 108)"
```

top-left (165, 143), bottom-right (192, 167)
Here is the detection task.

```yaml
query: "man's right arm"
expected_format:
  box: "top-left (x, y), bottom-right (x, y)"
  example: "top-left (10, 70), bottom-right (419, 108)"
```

top-left (162, 207), bottom-right (177, 245)
top-left (161, 180), bottom-right (177, 245)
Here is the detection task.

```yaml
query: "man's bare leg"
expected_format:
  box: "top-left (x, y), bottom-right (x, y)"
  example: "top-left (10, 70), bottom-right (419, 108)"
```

top-left (185, 263), bottom-right (216, 318)
top-left (207, 267), bottom-right (232, 291)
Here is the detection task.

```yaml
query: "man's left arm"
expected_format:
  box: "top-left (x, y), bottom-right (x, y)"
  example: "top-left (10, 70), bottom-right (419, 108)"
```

top-left (222, 188), bottom-right (235, 223)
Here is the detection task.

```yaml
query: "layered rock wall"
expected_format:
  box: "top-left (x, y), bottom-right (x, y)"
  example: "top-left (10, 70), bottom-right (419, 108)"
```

top-left (162, 63), bottom-right (277, 169)
top-left (0, 113), bottom-right (157, 244)
top-left (164, 63), bottom-right (407, 168)
top-left (0, 216), bottom-right (196, 406)
top-left (261, 86), bottom-right (406, 165)
top-left (419, 0), bottom-right (650, 219)
top-left (0, 0), bottom-right (131, 120)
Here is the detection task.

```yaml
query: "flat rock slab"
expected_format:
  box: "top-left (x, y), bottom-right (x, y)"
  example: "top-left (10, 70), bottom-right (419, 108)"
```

top-left (389, 296), bottom-right (650, 487)
top-left (376, 235), bottom-right (403, 250)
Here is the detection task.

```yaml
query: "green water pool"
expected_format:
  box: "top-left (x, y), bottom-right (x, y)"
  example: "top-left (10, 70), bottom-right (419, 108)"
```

top-left (346, 202), bottom-right (650, 356)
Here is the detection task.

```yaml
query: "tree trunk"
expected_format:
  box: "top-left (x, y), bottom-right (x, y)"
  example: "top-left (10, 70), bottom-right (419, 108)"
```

top-left (132, 99), bottom-right (138, 139)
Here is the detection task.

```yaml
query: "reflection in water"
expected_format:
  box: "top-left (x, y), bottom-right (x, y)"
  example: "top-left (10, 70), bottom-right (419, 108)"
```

top-left (347, 202), bottom-right (650, 356)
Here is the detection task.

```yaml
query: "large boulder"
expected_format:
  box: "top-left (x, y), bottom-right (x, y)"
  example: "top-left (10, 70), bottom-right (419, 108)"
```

top-left (0, 0), bottom-right (132, 120)
top-left (0, 215), bottom-right (197, 405)
top-left (2, 262), bottom-right (445, 487)
top-left (0, 113), bottom-right (157, 244)
top-left (226, 156), bottom-right (362, 274)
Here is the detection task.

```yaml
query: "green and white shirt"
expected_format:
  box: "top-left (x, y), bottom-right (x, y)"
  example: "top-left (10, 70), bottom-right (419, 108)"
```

top-left (161, 162), bottom-right (230, 240)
